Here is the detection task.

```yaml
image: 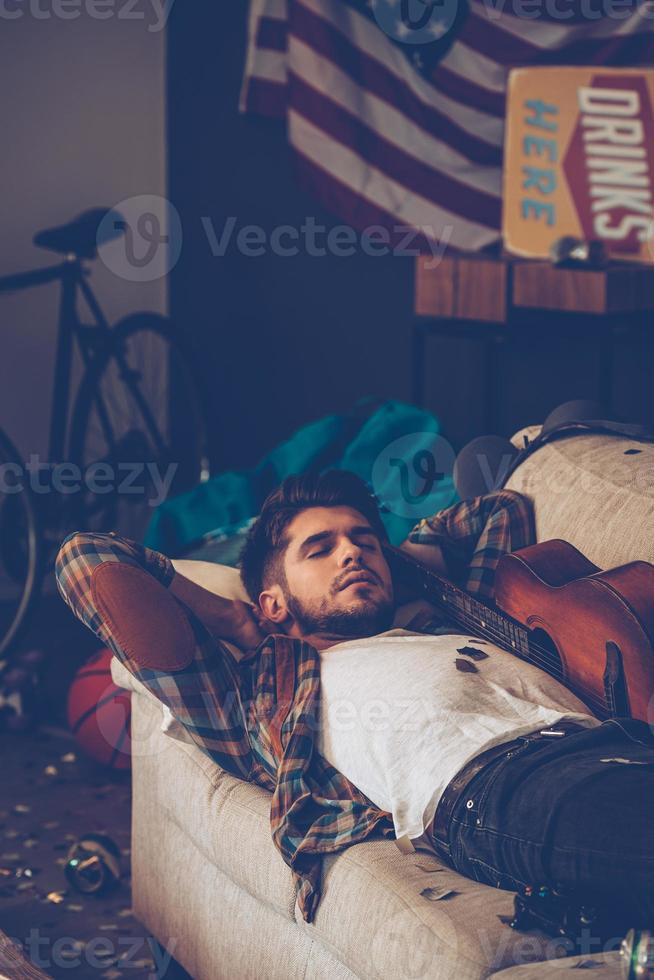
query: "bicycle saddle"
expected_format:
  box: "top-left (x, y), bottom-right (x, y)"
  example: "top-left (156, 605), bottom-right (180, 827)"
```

top-left (33, 208), bottom-right (125, 259)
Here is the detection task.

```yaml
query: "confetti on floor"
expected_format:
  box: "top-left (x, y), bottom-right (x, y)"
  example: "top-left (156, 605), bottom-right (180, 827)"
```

top-left (0, 728), bottom-right (190, 980)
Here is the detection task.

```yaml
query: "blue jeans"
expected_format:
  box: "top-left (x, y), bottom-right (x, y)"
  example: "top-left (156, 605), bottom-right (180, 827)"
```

top-left (433, 719), bottom-right (654, 932)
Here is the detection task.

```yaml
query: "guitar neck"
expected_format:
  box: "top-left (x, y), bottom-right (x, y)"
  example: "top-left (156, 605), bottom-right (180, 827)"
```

top-left (386, 545), bottom-right (532, 658)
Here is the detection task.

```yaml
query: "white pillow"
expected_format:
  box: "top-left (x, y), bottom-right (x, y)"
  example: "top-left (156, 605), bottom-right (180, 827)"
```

top-left (170, 559), bottom-right (248, 602)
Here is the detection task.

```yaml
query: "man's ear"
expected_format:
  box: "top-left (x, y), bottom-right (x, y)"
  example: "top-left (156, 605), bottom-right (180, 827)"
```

top-left (259, 584), bottom-right (289, 625)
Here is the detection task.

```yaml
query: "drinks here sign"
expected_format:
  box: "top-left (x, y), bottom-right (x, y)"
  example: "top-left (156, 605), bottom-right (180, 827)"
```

top-left (503, 67), bottom-right (654, 263)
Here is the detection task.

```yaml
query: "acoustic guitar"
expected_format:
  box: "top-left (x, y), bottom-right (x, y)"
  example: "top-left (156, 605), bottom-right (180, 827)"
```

top-left (385, 539), bottom-right (654, 724)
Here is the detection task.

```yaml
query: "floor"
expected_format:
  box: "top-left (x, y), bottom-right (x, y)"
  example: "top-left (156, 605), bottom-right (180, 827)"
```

top-left (0, 725), bottom-right (191, 980)
top-left (0, 579), bottom-right (191, 979)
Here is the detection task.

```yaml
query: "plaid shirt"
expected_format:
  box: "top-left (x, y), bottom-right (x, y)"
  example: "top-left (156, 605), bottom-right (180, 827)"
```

top-left (407, 488), bottom-right (535, 598)
top-left (56, 489), bottom-right (534, 923)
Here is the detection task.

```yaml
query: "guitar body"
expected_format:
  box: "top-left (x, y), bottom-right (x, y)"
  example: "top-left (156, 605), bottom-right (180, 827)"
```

top-left (494, 540), bottom-right (654, 723)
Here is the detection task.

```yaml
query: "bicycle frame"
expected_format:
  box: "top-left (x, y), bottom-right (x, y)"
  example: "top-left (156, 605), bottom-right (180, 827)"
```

top-left (0, 251), bottom-right (170, 483)
top-left (0, 257), bottom-right (112, 465)
top-left (0, 238), bottom-right (203, 660)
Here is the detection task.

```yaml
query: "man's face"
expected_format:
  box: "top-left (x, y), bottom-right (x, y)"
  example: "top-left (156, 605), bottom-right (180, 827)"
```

top-left (268, 506), bottom-right (395, 641)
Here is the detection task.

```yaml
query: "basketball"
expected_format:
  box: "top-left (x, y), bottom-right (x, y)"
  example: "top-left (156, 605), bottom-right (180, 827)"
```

top-left (66, 647), bottom-right (131, 770)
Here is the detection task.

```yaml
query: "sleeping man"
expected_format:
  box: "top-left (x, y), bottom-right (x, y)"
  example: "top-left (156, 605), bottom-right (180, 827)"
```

top-left (55, 470), bottom-right (654, 932)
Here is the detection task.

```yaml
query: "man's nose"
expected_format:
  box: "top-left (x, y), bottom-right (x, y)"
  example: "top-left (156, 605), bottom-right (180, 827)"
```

top-left (338, 540), bottom-right (364, 566)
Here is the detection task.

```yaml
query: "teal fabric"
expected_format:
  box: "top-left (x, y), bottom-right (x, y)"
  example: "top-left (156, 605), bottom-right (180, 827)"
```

top-left (337, 401), bottom-right (456, 546)
top-left (144, 399), bottom-right (457, 556)
top-left (144, 411), bottom-right (346, 555)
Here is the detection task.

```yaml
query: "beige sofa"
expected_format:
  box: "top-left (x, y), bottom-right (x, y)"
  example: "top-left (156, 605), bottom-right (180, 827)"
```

top-left (112, 429), bottom-right (654, 979)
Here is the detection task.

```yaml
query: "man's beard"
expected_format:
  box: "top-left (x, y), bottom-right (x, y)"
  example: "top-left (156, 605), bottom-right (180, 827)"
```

top-left (285, 589), bottom-right (394, 638)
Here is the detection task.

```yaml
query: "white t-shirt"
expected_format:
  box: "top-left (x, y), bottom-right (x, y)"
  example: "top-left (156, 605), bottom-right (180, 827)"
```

top-left (316, 629), bottom-right (599, 842)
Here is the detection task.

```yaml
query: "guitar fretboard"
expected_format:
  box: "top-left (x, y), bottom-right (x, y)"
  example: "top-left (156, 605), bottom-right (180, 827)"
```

top-left (440, 578), bottom-right (531, 656)
top-left (387, 545), bottom-right (531, 658)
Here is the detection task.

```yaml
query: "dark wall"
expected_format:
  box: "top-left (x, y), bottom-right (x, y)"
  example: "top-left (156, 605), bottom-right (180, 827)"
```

top-left (167, 3), bottom-right (654, 473)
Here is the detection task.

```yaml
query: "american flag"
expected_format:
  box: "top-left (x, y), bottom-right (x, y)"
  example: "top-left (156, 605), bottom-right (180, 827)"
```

top-left (240, 0), bottom-right (654, 252)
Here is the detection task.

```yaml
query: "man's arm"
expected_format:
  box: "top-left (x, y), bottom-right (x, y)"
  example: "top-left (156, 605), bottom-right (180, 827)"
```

top-left (55, 531), bottom-right (258, 780)
top-left (398, 538), bottom-right (449, 576)
top-left (55, 531), bottom-right (174, 646)
top-left (168, 566), bottom-right (267, 650)
top-left (401, 490), bottom-right (535, 601)
top-left (56, 536), bottom-right (266, 651)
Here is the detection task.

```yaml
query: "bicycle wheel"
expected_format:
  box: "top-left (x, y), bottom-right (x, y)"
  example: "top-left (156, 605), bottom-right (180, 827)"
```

top-left (69, 313), bottom-right (210, 533)
top-left (0, 429), bottom-right (41, 660)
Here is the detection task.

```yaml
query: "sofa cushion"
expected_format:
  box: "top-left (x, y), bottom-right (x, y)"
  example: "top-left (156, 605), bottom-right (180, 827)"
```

top-left (506, 432), bottom-right (654, 569)
top-left (122, 674), bottom-right (570, 978)
top-left (130, 693), bottom-right (299, 922)
top-left (296, 837), bottom-right (571, 980)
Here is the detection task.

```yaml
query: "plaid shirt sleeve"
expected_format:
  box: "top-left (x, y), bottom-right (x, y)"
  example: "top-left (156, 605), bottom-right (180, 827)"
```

top-left (406, 489), bottom-right (535, 600)
top-left (55, 531), bottom-right (255, 781)
top-left (254, 636), bottom-right (394, 922)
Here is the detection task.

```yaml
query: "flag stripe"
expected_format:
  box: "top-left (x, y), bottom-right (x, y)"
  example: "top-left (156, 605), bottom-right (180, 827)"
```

top-left (293, 151), bottom-right (495, 253)
top-left (240, 0), bottom-right (286, 111)
top-left (289, 110), bottom-right (499, 245)
top-left (440, 39), bottom-right (510, 94)
top-left (296, 0), bottom-right (505, 133)
top-left (285, 5), bottom-right (503, 162)
top-left (257, 15), bottom-right (287, 51)
top-left (289, 38), bottom-right (502, 182)
top-left (289, 71), bottom-right (501, 220)
top-left (249, 47), bottom-right (288, 84)
top-left (243, 76), bottom-right (288, 118)
top-left (428, 62), bottom-right (507, 116)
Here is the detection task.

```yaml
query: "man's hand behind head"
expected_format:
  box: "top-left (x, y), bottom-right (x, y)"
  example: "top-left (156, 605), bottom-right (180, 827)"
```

top-left (170, 572), bottom-right (274, 652)
top-left (224, 600), bottom-right (277, 651)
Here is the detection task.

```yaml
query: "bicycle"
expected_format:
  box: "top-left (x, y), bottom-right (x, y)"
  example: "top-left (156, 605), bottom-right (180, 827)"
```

top-left (0, 207), bottom-right (211, 660)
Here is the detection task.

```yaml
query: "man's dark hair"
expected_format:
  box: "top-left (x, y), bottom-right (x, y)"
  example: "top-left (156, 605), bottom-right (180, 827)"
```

top-left (239, 470), bottom-right (388, 603)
